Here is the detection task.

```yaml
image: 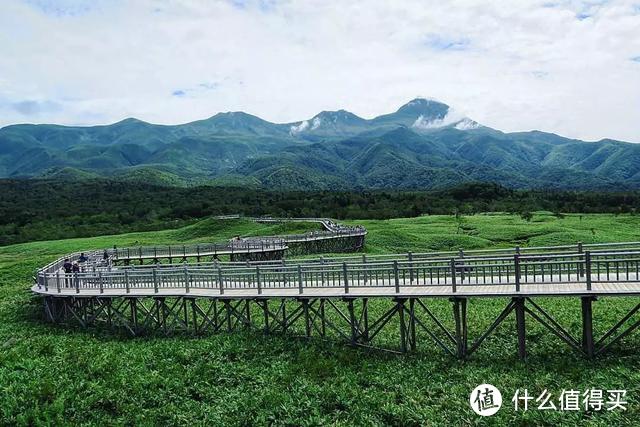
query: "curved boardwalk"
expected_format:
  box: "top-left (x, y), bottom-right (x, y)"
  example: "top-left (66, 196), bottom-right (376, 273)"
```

top-left (31, 218), bottom-right (640, 359)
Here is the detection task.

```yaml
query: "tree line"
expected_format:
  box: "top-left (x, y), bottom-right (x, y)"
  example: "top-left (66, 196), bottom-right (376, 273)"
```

top-left (1, 179), bottom-right (638, 246)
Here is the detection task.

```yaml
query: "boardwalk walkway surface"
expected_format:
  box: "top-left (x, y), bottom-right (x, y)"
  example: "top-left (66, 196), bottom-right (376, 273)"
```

top-left (30, 217), bottom-right (640, 359)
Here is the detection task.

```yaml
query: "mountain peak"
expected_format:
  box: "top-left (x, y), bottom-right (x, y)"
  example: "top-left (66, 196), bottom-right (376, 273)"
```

top-left (290, 109), bottom-right (366, 136)
top-left (396, 98), bottom-right (449, 116)
top-left (370, 98), bottom-right (449, 127)
top-left (314, 110), bottom-right (365, 122)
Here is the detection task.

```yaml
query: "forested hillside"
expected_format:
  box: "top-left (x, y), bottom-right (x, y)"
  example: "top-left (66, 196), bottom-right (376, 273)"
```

top-left (2, 99), bottom-right (639, 190)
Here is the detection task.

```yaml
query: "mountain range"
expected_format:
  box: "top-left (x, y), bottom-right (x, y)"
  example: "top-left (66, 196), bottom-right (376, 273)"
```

top-left (1, 98), bottom-right (639, 190)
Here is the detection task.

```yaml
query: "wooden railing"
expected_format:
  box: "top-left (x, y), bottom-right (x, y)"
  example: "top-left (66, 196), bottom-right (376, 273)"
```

top-left (108, 216), bottom-right (366, 261)
top-left (35, 242), bottom-right (640, 296)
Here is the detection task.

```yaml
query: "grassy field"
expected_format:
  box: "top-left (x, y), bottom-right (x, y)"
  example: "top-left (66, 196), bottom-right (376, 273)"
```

top-left (1, 213), bottom-right (640, 425)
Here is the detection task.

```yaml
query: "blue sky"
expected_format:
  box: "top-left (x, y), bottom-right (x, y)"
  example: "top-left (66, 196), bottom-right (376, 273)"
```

top-left (0, 0), bottom-right (639, 142)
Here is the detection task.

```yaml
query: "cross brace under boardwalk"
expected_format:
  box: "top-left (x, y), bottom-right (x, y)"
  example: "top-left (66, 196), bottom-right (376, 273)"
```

top-left (42, 295), bottom-right (640, 360)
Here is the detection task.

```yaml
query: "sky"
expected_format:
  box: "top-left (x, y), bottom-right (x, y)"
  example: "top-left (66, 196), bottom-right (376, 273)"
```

top-left (1, 0), bottom-right (639, 142)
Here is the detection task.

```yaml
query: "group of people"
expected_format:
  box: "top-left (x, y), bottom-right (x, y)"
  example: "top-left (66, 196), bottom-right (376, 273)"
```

top-left (62, 252), bottom-right (89, 275)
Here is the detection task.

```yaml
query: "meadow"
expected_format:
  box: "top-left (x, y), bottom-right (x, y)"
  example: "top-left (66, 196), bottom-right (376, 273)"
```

top-left (1, 213), bottom-right (640, 425)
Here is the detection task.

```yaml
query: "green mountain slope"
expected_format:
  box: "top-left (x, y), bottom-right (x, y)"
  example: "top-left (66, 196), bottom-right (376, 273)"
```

top-left (0, 98), bottom-right (638, 190)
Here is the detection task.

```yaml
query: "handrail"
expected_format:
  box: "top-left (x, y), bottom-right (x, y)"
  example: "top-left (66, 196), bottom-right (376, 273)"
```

top-left (34, 242), bottom-right (640, 296)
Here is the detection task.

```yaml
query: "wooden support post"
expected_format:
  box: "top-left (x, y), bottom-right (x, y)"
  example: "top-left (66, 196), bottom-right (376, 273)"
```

top-left (452, 297), bottom-right (467, 359)
top-left (256, 266), bottom-right (262, 295)
top-left (224, 300), bottom-right (232, 332)
top-left (343, 262), bottom-right (349, 294)
top-left (347, 299), bottom-right (357, 345)
top-left (397, 298), bottom-right (407, 353)
top-left (514, 297), bottom-right (526, 360)
top-left (245, 300), bottom-right (251, 328)
top-left (320, 299), bottom-right (326, 337)
top-left (190, 298), bottom-right (199, 334)
top-left (450, 258), bottom-right (457, 293)
top-left (361, 298), bottom-right (369, 343)
top-left (409, 298), bottom-right (416, 351)
top-left (578, 241), bottom-right (584, 277)
top-left (362, 254), bottom-right (367, 284)
top-left (408, 252), bottom-right (414, 283)
top-left (125, 269), bottom-right (130, 294)
top-left (218, 266), bottom-right (224, 295)
top-left (152, 269), bottom-right (158, 293)
top-left (302, 299), bottom-right (311, 337)
top-left (262, 299), bottom-right (269, 333)
top-left (394, 260), bottom-right (400, 293)
top-left (581, 296), bottom-right (595, 359)
top-left (282, 300), bottom-right (287, 334)
top-left (130, 298), bottom-right (138, 335)
top-left (298, 265), bottom-right (303, 295)
top-left (514, 254), bottom-right (521, 292)
top-left (585, 251), bottom-right (592, 291)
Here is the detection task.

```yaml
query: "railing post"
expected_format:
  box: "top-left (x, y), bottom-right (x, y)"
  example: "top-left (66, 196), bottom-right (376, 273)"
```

top-left (56, 271), bottom-right (61, 293)
top-left (578, 241), bottom-right (584, 277)
top-left (450, 258), bottom-right (457, 293)
top-left (152, 269), bottom-right (157, 293)
top-left (343, 262), bottom-right (349, 294)
top-left (394, 260), bottom-right (400, 293)
top-left (298, 265), bottom-right (303, 294)
top-left (75, 272), bottom-right (79, 294)
top-left (218, 266), bottom-right (224, 295)
top-left (125, 269), bottom-right (130, 294)
top-left (256, 266), bottom-right (261, 295)
top-left (44, 273), bottom-right (49, 291)
top-left (585, 251), bottom-right (592, 291)
top-left (184, 266), bottom-right (190, 293)
top-left (514, 254), bottom-right (521, 292)
top-left (408, 252), bottom-right (414, 283)
top-left (99, 271), bottom-right (104, 294)
top-left (362, 254), bottom-right (367, 284)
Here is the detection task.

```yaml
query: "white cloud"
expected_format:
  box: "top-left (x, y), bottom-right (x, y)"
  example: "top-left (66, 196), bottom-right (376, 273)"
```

top-left (289, 120), bottom-right (309, 135)
top-left (311, 117), bottom-right (322, 130)
top-left (0, 0), bottom-right (639, 142)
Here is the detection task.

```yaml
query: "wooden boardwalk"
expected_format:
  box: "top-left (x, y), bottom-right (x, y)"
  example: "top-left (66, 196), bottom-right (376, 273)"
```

top-left (30, 221), bottom-right (640, 359)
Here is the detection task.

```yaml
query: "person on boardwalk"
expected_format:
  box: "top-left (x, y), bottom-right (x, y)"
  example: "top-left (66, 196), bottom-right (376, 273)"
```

top-left (72, 262), bottom-right (80, 288)
top-left (78, 253), bottom-right (88, 263)
top-left (63, 258), bottom-right (73, 287)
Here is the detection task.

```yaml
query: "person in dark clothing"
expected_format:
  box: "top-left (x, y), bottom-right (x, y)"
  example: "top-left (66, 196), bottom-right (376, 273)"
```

top-left (78, 253), bottom-right (88, 263)
top-left (103, 250), bottom-right (109, 261)
top-left (63, 259), bottom-right (72, 287)
top-left (71, 262), bottom-right (80, 289)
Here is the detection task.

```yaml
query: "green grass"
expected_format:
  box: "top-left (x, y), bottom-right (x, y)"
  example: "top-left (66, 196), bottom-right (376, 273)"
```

top-left (2, 213), bottom-right (640, 425)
